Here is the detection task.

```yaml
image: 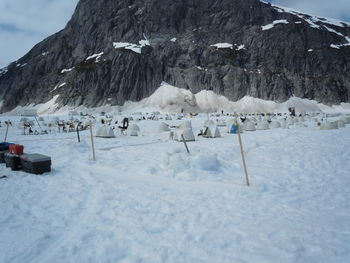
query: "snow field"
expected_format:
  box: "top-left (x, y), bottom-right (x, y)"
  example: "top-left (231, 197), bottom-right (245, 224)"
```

top-left (0, 115), bottom-right (350, 262)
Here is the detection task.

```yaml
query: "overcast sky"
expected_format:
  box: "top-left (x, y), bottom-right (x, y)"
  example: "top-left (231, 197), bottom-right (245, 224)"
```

top-left (0, 0), bottom-right (349, 68)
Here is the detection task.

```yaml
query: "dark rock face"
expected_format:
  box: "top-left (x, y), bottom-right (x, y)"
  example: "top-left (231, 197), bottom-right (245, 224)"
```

top-left (1, 0), bottom-right (350, 112)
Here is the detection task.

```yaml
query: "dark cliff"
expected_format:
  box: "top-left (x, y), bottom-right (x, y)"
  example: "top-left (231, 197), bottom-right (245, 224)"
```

top-left (1, 0), bottom-right (350, 112)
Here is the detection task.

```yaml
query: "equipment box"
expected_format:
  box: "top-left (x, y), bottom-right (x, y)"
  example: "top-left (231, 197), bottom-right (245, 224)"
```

top-left (0, 150), bottom-right (9, 163)
top-left (0, 142), bottom-right (13, 151)
top-left (20, 154), bottom-right (51, 174)
top-left (4, 153), bottom-right (22, 171)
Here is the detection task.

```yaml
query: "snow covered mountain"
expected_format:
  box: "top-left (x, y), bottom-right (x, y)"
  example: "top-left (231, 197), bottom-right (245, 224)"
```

top-left (0, 0), bottom-right (350, 112)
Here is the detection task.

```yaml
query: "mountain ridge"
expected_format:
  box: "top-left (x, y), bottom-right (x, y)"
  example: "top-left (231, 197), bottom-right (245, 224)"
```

top-left (0, 0), bottom-right (350, 112)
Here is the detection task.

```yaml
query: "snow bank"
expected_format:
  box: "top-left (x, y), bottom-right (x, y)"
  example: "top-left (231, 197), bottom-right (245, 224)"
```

top-left (123, 83), bottom-right (350, 114)
top-left (2, 84), bottom-right (350, 116)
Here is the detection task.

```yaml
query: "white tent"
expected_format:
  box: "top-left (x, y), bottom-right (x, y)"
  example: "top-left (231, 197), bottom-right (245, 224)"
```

top-left (244, 122), bottom-right (256, 131)
top-left (227, 119), bottom-right (243, 134)
top-left (95, 125), bottom-right (115, 138)
top-left (337, 120), bottom-right (345, 128)
top-left (216, 119), bottom-right (226, 127)
top-left (69, 110), bottom-right (79, 116)
top-left (203, 119), bottom-right (215, 128)
top-left (203, 124), bottom-right (221, 138)
top-left (280, 119), bottom-right (287, 129)
top-left (320, 122), bottom-right (338, 130)
top-left (270, 121), bottom-right (281, 128)
top-left (128, 124), bottom-right (140, 132)
top-left (21, 109), bottom-right (37, 117)
top-left (256, 122), bottom-right (269, 130)
top-left (179, 120), bottom-right (192, 130)
top-left (174, 129), bottom-right (195, 142)
top-left (128, 130), bottom-right (139, 136)
top-left (341, 116), bottom-right (350, 124)
top-left (158, 122), bottom-right (170, 133)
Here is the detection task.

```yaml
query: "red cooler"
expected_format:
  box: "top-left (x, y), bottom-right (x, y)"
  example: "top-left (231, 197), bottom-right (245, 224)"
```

top-left (9, 144), bottom-right (24, 155)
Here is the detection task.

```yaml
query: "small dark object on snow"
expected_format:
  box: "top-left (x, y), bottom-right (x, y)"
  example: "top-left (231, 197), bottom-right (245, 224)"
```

top-left (288, 107), bottom-right (296, 117)
top-left (21, 154), bottom-right (51, 174)
top-left (0, 175), bottom-right (7, 179)
top-left (0, 150), bottom-right (9, 163)
top-left (118, 118), bottom-right (129, 129)
top-left (0, 142), bottom-right (13, 151)
top-left (4, 153), bottom-right (22, 171)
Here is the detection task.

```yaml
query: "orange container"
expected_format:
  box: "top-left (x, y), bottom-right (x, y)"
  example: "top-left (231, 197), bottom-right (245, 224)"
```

top-left (9, 144), bottom-right (24, 155)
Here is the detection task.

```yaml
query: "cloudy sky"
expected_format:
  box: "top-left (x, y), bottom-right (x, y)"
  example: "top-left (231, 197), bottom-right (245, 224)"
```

top-left (0, 0), bottom-right (349, 68)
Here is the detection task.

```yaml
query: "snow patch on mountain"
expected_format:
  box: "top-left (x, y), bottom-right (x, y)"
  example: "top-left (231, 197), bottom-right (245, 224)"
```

top-left (210, 43), bottom-right (233, 49)
top-left (262, 19), bottom-right (289, 30)
top-left (86, 52), bottom-right (104, 63)
top-left (113, 39), bottom-right (150, 54)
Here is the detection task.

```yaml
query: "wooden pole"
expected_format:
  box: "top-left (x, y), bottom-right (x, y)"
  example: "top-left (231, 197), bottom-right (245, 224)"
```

top-left (89, 120), bottom-right (96, 161)
top-left (4, 123), bottom-right (9, 142)
top-left (236, 119), bottom-right (250, 186)
top-left (181, 134), bottom-right (190, 154)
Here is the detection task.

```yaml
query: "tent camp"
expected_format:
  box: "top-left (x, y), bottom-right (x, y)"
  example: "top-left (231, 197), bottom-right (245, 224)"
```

top-left (203, 124), bottom-right (221, 138)
top-left (95, 125), bottom-right (115, 138)
top-left (173, 129), bottom-right (195, 142)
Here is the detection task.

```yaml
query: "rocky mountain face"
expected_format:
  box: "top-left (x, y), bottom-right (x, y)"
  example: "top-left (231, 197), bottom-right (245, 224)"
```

top-left (1, 0), bottom-right (350, 112)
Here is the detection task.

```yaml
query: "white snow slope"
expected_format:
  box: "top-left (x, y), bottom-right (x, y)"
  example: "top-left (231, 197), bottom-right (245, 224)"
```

top-left (0, 114), bottom-right (350, 263)
top-left (123, 83), bottom-right (350, 114)
top-left (3, 83), bottom-right (350, 116)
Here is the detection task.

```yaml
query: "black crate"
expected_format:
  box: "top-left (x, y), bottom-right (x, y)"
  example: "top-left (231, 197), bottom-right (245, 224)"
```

top-left (0, 150), bottom-right (9, 163)
top-left (4, 153), bottom-right (22, 171)
top-left (20, 154), bottom-right (51, 174)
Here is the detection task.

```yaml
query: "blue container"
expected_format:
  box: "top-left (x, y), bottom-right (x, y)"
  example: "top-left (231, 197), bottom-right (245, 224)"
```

top-left (230, 124), bottom-right (238, 134)
top-left (0, 142), bottom-right (13, 151)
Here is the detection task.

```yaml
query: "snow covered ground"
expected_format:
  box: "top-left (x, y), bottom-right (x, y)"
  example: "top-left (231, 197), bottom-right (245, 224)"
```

top-left (0, 112), bottom-right (350, 263)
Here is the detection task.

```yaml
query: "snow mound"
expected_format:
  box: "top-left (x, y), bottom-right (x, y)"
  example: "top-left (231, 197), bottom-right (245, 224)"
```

top-left (160, 149), bottom-right (221, 181)
top-left (278, 97), bottom-right (324, 113)
top-left (124, 82), bottom-right (199, 112)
